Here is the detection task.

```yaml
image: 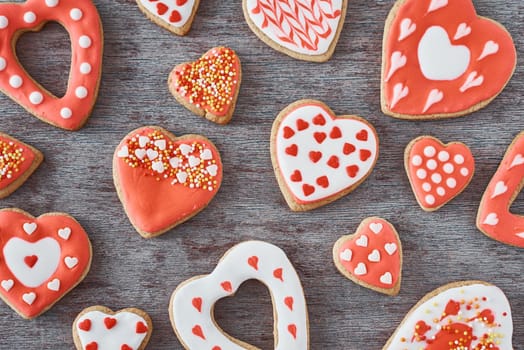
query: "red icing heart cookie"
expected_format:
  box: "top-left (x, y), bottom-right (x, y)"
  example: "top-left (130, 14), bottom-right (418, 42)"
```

top-left (0, 132), bottom-right (43, 199)
top-left (405, 136), bottom-right (474, 211)
top-left (477, 131), bottom-right (524, 248)
top-left (73, 306), bottom-right (153, 350)
top-left (271, 99), bottom-right (379, 211)
top-left (168, 47), bottom-right (242, 125)
top-left (0, 0), bottom-right (103, 130)
top-left (113, 126), bottom-right (223, 238)
top-left (136, 0), bottom-right (200, 36)
top-left (333, 217), bottom-right (402, 295)
top-left (0, 209), bottom-right (92, 319)
top-left (381, 0), bottom-right (516, 119)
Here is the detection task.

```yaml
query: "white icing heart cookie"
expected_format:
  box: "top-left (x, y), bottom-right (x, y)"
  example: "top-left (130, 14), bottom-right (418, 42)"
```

top-left (271, 99), bottom-right (379, 211)
top-left (169, 241), bottom-right (309, 349)
top-left (383, 281), bottom-right (514, 349)
top-left (73, 306), bottom-right (152, 350)
top-left (136, 0), bottom-right (200, 36)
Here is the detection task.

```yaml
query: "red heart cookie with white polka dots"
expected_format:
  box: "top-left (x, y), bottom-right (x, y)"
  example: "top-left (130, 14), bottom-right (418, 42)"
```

top-left (136, 0), bottom-right (200, 36)
top-left (0, 132), bottom-right (43, 199)
top-left (113, 126), bottom-right (223, 238)
top-left (0, 0), bottom-right (103, 130)
top-left (168, 47), bottom-right (242, 124)
top-left (405, 136), bottom-right (474, 211)
top-left (333, 217), bottom-right (402, 295)
top-left (381, 0), bottom-right (516, 119)
top-left (271, 99), bottom-right (379, 211)
top-left (73, 306), bottom-right (152, 350)
top-left (0, 209), bottom-right (92, 319)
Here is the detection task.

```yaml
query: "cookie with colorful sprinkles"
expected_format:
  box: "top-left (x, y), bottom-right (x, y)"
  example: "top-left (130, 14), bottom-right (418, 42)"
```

top-left (168, 47), bottom-right (242, 124)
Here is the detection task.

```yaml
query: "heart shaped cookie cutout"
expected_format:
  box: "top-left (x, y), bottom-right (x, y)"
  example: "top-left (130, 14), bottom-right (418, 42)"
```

top-left (0, 132), bottom-right (43, 199)
top-left (271, 99), bottom-right (379, 211)
top-left (170, 241), bottom-right (309, 349)
top-left (333, 217), bottom-right (402, 295)
top-left (477, 131), bottom-right (524, 248)
top-left (168, 47), bottom-right (242, 124)
top-left (136, 0), bottom-right (199, 36)
top-left (0, 209), bottom-right (92, 319)
top-left (0, 0), bottom-right (103, 130)
top-left (113, 126), bottom-right (223, 238)
top-left (405, 136), bottom-right (474, 211)
top-left (243, 0), bottom-right (348, 62)
top-left (383, 281), bottom-right (514, 349)
top-left (381, 0), bottom-right (516, 119)
top-left (73, 306), bottom-right (152, 350)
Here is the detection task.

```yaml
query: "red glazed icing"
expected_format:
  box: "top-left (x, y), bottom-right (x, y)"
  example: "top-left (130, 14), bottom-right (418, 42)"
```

top-left (382, 0), bottom-right (516, 117)
top-left (0, 135), bottom-right (36, 190)
top-left (0, 0), bottom-right (103, 130)
top-left (477, 131), bottom-right (524, 247)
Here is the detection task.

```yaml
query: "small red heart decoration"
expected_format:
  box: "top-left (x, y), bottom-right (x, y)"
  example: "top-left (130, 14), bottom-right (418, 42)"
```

top-left (104, 317), bottom-right (117, 329)
top-left (113, 126), bottom-right (223, 238)
top-left (0, 209), bottom-right (92, 319)
top-left (381, 0), bottom-right (516, 119)
top-left (247, 256), bottom-right (259, 270)
top-left (136, 321), bottom-right (148, 334)
top-left (192, 325), bottom-right (205, 339)
top-left (135, 0), bottom-right (200, 36)
top-left (192, 297), bottom-right (202, 312)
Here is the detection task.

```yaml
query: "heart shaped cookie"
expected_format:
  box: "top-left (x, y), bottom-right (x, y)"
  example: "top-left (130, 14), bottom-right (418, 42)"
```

top-left (73, 306), bottom-right (153, 350)
top-left (168, 47), bottom-right (242, 124)
top-left (0, 209), bottom-right (92, 319)
top-left (405, 136), bottom-right (474, 211)
top-left (243, 0), bottom-right (347, 62)
top-left (383, 281), bottom-right (514, 349)
top-left (0, 132), bottom-right (43, 199)
top-left (136, 0), bottom-right (200, 36)
top-left (271, 99), bottom-right (379, 211)
top-left (381, 0), bottom-right (516, 119)
top-left (333, 217), bottom-right (402, 295)
top-left (477, 131), bottom-right (524, 248)
top-left (170, 241), bottom-right (309, 349)
top-left (113, 126), bottom-right (223, 238)
top-left (0, 0), bottom-right (103, 130)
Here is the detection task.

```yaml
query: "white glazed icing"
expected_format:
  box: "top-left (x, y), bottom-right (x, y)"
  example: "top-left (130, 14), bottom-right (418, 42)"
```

top-left (171, 241), bottom-right (308, 350)
top-left (137, 0), bottom-right (196, 28)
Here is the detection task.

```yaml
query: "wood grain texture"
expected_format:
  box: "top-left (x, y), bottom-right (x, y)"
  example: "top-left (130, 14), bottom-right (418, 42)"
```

top-left (0, 0), bottom-right (522, 348)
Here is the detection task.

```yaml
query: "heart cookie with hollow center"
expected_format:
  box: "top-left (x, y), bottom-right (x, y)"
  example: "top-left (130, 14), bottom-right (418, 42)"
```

top-left (0, 209), bottom-right (92, 319)
top-left (382, 281), bottom-right (514, 349)
top-left (73, 306), bottom-right (152, 350)
top-left (136, 0), bottom-right (200, 36)
top-left (333, 217), bottom-right (402, 295)
top-left (113, 126), bottom-right (223, 238)
top-left (405, 136), bottom-right (474, 211)
top-left (243, 0), bottom-right (347, 62)
top-left (168, 47), bottom-right (242, 124)
top-left (0, 0), bottom-right (103, 130)
top-left (170, 241), bottom-right (309, 350)
top-left (271, 99), bottom-right (379, 211)
top-left (381, 0), bottom-right (516, 119)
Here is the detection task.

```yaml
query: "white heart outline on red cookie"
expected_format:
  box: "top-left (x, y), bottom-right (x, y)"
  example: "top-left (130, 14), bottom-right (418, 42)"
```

top-left (242, 0), bottom-right (348, 62)
top-left (169, 241), bottom-right (309, 350)
top-left (135, 0), bottom-right (200, 36)
top-left (271, 99), bottom-right (379, 211)
top-left (382, 281), bottom-right (514, 349)
top-left (0, 0), bottom-right (103, 130)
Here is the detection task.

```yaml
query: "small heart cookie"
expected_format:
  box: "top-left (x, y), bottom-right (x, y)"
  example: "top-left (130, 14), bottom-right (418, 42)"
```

top-left (0, 132), bottom-right (43, 199)
top-left (73, 306), bottom-right (153, 350)
top-left (0, 209), bottom-right (92, 319)
top-left (243, 0), bottom-right (348, 62)
top-left (381, 0), bottom-right (516, 119)
top-left (333, 217), bottom-right (402, 295)
top-left (136, 0), bottom-right (200, 36)
top-left (170, 241), bottom-right (309, 349)
top-left (168, 47), bottom-right (242, 124)
top-left (477, 131), bottom-right (524, 248)
top-left (405, 136), bottom-right (474, 211)
top-left (0, 0), bottom-right (103, 130)
top-left (113, 126), bottom-right (223, 238)
top-left (383, 281), bottom-right (514, 349)
top-left (271, 99), bottom-right (379, 211)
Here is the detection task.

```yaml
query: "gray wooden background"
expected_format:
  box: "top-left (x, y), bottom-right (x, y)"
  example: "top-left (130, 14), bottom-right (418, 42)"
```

top-left (0, 0), bottom-right (522, 348)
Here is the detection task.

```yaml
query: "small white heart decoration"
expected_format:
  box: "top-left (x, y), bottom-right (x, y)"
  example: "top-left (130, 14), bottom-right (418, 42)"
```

top-left (135, 149), bottom-right (146, 160)
top-left (117, 146), bottom-right (129, 158)
top-left (1, 279), bottom-right (14, 292)
top-left (340, 249), bottom-right (352, 262)
top-left (491, 181), bottom-right (508, 198)
top-left (483, 213), bottom-right (499, 226)
top-left (380, 272), bottom-right (393, 285)
top-left (155, 139), bottom-right (166, 150)
top-left (65, 256), bottom-right (79, 269)
top-left (201, 149), bottom-right (213, 160)
top-left (23, 222), bottom-right (37, 235)
top-left (398, 18), bottom-right (416, 41)
top-left (354, 262), bottom-right (367, 276)
top-left (146, 149), bottom-right (158, 161)
top-left (367, 249), bottom-right (381, 262)
top-left (369, 223), bottom-right (383, 234)
top-left (385, 243), bottom-right (398, 255)
top-left (58, 227), bottom-right (72, 240)
top-left (355, 235), bottom-right (368, 247)
top-left (510, 154), bottom-right (524, 168)
top-left (47, 278), bottom-right (60, 291)
top-left (138, 136), bottom-right (150, 148)
top-left (22, 292), bottom-right (36, 305)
